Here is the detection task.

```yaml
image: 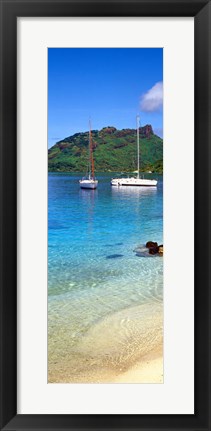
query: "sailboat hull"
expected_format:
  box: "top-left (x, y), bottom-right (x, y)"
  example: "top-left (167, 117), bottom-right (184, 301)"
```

top-left (79, 180), bottom-right (98, 189)
top-left (111, 178), bottom-right (157, 187)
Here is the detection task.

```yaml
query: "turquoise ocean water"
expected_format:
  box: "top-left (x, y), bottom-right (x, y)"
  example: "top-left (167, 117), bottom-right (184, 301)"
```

top-left (48, 173), bottom-right (163, 382)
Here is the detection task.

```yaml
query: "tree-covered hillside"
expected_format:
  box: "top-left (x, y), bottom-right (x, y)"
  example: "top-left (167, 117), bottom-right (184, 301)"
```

top-left (48, 125), bottom-right (163, 173)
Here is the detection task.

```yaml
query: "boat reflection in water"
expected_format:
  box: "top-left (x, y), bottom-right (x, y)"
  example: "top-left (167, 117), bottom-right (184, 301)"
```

top-left (111, 184), bottom-right (157, 197)
top-left (79, 188), bottom-right (98, 234)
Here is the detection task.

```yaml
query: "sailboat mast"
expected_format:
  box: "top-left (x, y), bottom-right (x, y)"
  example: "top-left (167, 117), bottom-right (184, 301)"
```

top-left (89, 120), bottom-right (95, 179)
top-left (137, 115), bottom-right (140, 179)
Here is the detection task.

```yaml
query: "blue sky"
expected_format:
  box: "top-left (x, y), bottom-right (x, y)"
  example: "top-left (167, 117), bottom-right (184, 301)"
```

top-left (48, 48), bottom-right (163, 148)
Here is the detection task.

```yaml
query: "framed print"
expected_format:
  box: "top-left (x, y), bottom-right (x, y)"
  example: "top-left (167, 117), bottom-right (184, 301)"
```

top-left (18, 18), bottom-right (195, 415)
top-left (0, 0), bottom-right (210, 430)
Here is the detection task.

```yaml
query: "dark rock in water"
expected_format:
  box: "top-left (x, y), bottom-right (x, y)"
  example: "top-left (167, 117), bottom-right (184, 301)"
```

top-left (134, 242), bottom-right (162, 257)
top-left (106, 254), bottom-right (124, 259)
top-left (158, 245), bottom-right (163, 255)
top-left (146, 241), bottom-right (158, 248)
top-left (149, 246), bottom-right (159, 255)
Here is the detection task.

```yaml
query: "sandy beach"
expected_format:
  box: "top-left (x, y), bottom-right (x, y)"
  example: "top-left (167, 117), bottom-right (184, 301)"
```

top-left (48, 301), bottom-right (163, 383)
top-left (114, 351), bottom-right (163, 384)
top-left (48, 348), bottom-right (163, 384)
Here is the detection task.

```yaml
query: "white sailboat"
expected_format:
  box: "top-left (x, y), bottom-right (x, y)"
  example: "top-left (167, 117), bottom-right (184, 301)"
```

top-left (79, 121), bottom-right (98, 189)
top-left (111, 116), bottom-right (158, 187)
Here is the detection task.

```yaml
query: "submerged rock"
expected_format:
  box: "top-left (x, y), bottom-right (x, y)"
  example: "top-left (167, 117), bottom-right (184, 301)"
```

top-left (133, 245), bottom-right (147, 253)
top-left (106, 254), bottom-right (124, 259)
top-left (133, 245), bottom-right (153, 258)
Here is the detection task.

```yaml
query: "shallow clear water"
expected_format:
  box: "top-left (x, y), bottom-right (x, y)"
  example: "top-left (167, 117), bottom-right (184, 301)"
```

top-left (48, 172), bottom-right (163, 382)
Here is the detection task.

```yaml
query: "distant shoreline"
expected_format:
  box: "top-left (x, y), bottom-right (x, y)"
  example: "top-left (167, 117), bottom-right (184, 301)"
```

top-left (48, 170), bottom-right (163, 174)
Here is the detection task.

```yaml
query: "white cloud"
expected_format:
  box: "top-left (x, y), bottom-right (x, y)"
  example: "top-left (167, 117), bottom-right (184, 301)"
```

top-left (140, 82), bottom-right (163, 112)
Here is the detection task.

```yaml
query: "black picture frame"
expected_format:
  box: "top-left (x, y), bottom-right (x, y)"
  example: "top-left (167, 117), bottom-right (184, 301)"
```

top-left (0, 0), bottom-right (210, 430)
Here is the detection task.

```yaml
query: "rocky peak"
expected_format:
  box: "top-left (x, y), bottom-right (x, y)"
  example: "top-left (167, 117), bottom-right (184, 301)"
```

top-left (139, 124), bottom-right (153, 138)
top-left (100, 126), bottom-right (117, 135)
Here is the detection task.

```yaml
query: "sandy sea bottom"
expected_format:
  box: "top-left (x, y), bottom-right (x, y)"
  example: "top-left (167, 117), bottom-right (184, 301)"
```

top-left (48, 300), bottom-right (163, 383)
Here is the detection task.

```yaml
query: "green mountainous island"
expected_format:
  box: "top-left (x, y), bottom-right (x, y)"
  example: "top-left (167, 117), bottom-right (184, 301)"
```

top-left (48, 125), bottom-right (163, 173)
